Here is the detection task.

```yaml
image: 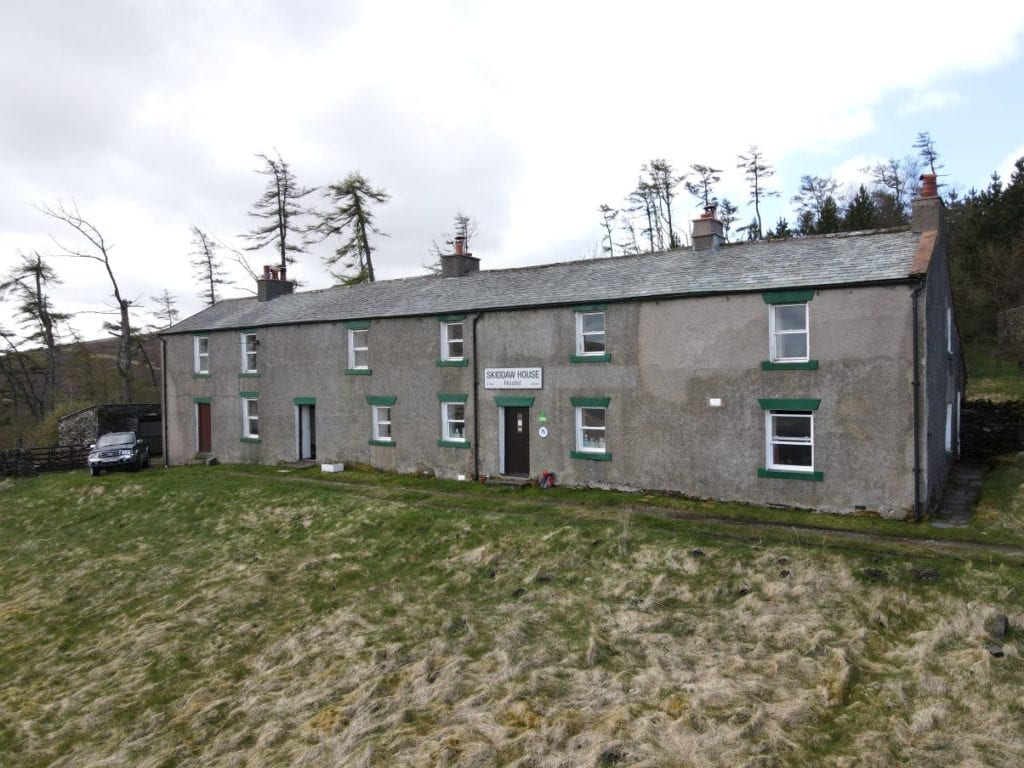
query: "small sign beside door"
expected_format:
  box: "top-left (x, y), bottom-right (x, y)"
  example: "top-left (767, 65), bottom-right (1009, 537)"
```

top-left (484, 367), bottom-right (543, 390)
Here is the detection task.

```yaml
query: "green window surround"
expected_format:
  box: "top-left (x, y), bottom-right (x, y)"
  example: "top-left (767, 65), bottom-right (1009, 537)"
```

top-left (757, 467), bottom-right (823, 481)
top-left (238, 372), bottom-right (260, 379)
top-left (436, 313), bottom-right (466, 322)
top-left (192, 396), bottom-right (212, 404)
top-left (345, 368), bottom-right (373, 376)
top-left (570, 353), bottom-right (611, 363)
top-left (438, 393), bottom-right (469, 403)
top-left (571, 396), bottom-right (611, 408)
top-left (240, 436), bottom-right (261, 444)
top-left (571, 450), bottom-right (612, 461)
top-left (761, 360), bottom-right (819, 371)
top-left (192, 373), bottom-right (212, 379)
top-left (292, 396), bottom-right (316, 405)
top-left (240, 391), bottom-right (259, 398)
top-left (366, 395), bottom-right (397, 406)
top-left (238, 327), bottom-right (258, 334)
top-left (495, 396), bottom-right (535, 407)
top-left (369, 439), bottom-right (395, 447)
top-left (343, 319), bottom-right (371, 330)
top-left (436, 358), bottom-right (470, 367)
top-left (762, 290), bottom-right (815, 304)
top-left (437, 439), bottom-right (472, 449)
top-left (757, 398), bottom-right (820, 411)
top-left (572, 303), bottom-right (608, 312)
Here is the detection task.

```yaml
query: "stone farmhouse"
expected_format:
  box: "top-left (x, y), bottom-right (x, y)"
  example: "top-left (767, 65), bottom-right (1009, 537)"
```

top-left (160, 176), bottom-right (962, 519)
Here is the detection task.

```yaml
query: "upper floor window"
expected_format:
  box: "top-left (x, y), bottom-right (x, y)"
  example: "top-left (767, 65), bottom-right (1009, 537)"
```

top-left (194, 335), bottom-right (209, 374)
top-left (240, 332), bottom-right (258, 373)
top-left (441, 321), bottom-right (464, 361)
top-left (769, 303), bottom-right (809, 362)
top-left (349, 328), bottom-right (369, 370)
top-left (571, 305), bottom-right (610, 362)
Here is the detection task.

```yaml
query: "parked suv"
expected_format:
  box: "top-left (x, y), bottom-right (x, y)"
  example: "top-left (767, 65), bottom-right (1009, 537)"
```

top-left (87, 431), bottom-right (150, 476)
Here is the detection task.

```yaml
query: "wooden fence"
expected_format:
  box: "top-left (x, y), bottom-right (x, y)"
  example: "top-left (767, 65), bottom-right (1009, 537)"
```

top-left (0, 445), bottom-right (90, 477)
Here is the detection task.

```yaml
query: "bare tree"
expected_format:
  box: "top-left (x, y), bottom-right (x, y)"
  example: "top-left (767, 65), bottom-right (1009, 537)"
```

top-left (38, 201), bottom-right (137, 403)
top-left (861, 156), bottom-right (920, 224)
top-left (190, 226), bottom-right (231, 306)
top-left (627, 177), bottom-right (659, 252)
top-left (736, 145), bottom-right (779, 239)
top-left (645, 159), bottom-right (685, 248)
top-left (149, 289), bottom-right (180, 329)
top-left (242, 150), bottom-right (317, 271)
top-left (598, 204), bottom-right (618, 258)
top-left (686, 164), bottom-right (723, 209)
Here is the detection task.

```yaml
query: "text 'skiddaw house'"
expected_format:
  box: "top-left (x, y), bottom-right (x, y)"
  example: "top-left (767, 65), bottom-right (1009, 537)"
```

top-left (160, 178), bottom-right (962, 519)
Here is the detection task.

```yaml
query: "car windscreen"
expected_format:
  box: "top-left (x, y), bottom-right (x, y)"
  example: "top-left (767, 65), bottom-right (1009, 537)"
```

top-left (96, 433), bottom-right (133, 447)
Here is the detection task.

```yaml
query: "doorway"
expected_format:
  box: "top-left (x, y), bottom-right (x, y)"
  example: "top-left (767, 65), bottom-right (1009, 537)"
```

top-left (503, 406), bottom-right (530, 477)
top-left (297, 404), bottom-right (317, 460)
top-left (197, 402), bottom-right (212, 454)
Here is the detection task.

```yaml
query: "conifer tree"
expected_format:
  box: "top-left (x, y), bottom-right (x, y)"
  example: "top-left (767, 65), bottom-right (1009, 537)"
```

top-left (311, 173), bottom-right (390, 284)
top-left (241, 151), bottom-right (316, 271)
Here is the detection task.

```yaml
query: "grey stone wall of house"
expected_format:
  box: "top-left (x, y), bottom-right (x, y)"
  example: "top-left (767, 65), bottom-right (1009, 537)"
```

top-left (164, 284), bottom-right (922, 517)
top-left (920, 234), bottom-right (965, 515)
top-left (58, 403), bottom-right (162, 454)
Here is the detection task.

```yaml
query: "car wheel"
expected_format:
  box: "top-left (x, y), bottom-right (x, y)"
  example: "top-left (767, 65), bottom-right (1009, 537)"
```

top-left (89, 467), bottom-right (99, 477)
top-left (142, 456), bottom-right (150, 469)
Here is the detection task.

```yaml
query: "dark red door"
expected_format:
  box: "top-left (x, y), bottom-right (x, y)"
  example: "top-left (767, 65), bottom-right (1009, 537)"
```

top-left (504, 407), bottom-right (530, 477)
top-left (197, 403), bottom-right (212, 453)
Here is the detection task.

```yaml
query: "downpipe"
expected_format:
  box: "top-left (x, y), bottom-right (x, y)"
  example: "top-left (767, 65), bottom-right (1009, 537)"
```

top-left (160, 336), bottom-right (169, 467)
top-left (911, 280), bottom-right (926, 522)
top-left (472, 313), bottom-right (482, 481)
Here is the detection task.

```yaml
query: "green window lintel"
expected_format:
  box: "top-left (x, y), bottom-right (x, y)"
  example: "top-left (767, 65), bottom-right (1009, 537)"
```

top-left (240, 436), bottom-right (261, 444)
top-left (436, 358), bottom-right (470, 367)
top-left (572, 303), bottom-right (607, 313)
top-left (761, 360), bottom-right (819, 371)
top-left (238, 372), bottom-right (260, 379)
top-left (293, 396), bottom-right (317, 405)
top-left (239, 328), bottom-right (258, 335)
top-left (193, 396), bottom-right (212, 404)
top-left (571, 396), bottom-right (611, 408)
top-left (570, 353), bottom-right (611, 363)
top-left (571, 450), bottom-right (612, 461)
top-left (438, 393), bottom-right (469, 403)
top-left (344, 319), bottom-right (371, 330)
top-left (762, 290), bottom-right (815, 305)
top-left (495, 396), bottom-right (535, 407)
top-left (757, 467), bottom-right (824, 481)
top-left (366, 395), bottom-right (397, 406)
top-left (758, 398), bottom-right (820, 411)
top-left (345, 368), bottom-right (373, 376)
top-left (369, 439), bottom-right (395, 447)
top-left (193, 332), bottom-right (209, 337)
top-left (437, 439), bottom-right (472, 449)
top-left (437, 314), bottom-right (466, 322)
top-left (192, 373), bottom-right (212, 379)
top-left (240, 391), bottom-right (259, 398)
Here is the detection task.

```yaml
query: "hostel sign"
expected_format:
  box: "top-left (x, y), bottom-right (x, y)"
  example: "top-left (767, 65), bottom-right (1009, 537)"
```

top-left (484, 367), bottom-right (543, 390)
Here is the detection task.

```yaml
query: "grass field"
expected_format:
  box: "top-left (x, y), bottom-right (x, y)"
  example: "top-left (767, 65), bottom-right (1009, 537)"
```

top-left (2, 466), bottom-right (1023, 767)
top-left (965, 342), bottom-right (1024, 402)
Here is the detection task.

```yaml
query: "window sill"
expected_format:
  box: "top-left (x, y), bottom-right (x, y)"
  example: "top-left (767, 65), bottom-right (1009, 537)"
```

top-left (437, 439), bottom-right (471, 449)
top-left (240, 437), bottom-right (261, 444)
top-left (761, 360), bottom-right (818, 370)
top-left (192, 372), bottom-right (211, 379)
top-left (369, 439), bottom-right (395, 447)
top-left (436, 359), bottom-right (470, 367)
top-left (345, 368), bottom-right (373, 376)
top-left (757, 467), bottom-right (823, 481)
top-left (571, 450), bottom-right (612, 461)
top-left (238, 372), bottom-right (259, 378)
top-left (570, 353), bottom-right (611, 363)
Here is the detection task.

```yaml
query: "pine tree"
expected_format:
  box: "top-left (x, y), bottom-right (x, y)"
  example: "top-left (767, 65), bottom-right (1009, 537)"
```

top-left (843, 185), bottom-right (876, 231)
top-left (598, 204), bottom-right (618, 258)
top-left (816, 196), bottom-right (842, 234)
top-left (241, 151), bottom-right (317, 271)
top-left (913, 131), bottom-right (943, 175)
top-left (190, 226), bottom-right (231, 306)
top-left (311, 173), bottom-right (390, 284)
top-left (424, 212), bottom-right (479, 273)
top-left (686, 164), bottom-right (723, 209)
top-left (718, 199), bottom-right (739, 242)
top-left (736, 145), bottom-right (779, 239)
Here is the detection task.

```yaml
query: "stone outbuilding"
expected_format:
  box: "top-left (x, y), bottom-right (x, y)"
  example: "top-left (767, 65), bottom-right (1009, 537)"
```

top-left (58, 403), bottom-right (163, 455)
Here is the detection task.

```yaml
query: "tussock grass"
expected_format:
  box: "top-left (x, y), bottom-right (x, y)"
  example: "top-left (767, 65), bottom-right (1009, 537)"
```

top-left (1, 467), bottom-right (1023, 766)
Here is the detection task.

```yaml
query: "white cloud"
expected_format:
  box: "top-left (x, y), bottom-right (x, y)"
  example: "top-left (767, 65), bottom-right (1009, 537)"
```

top-left (899, 90), bottom-right (963, 117)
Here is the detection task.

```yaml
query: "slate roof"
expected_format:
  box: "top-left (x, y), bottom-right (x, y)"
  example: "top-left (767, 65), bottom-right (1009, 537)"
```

top-left (164, 227), bottom-right (923, 334)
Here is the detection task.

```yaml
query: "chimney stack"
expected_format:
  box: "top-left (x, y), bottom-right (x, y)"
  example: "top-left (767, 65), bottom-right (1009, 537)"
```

top-left (257, 264), bottom-right (295, 302)
top-left (692, 204), bottom-right (724, 252)
top-left (911, 173), bottom-right (944, 234)
top-left (441, 237), bottom-right (480, 277)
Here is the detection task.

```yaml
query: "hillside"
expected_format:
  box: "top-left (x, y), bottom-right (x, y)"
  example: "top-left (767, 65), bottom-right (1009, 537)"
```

top-left (1, 466), bottom-right (1021, 767)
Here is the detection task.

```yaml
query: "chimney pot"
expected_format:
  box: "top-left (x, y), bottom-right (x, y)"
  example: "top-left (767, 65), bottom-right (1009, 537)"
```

top-left (454, 235), bottom-right (465, 256)
top-left (263, 264), bottom-right (272, 279)
top-left (919, 173), bottom-right (939, 199)
top-left (279, 266), bottom-right (287, 282)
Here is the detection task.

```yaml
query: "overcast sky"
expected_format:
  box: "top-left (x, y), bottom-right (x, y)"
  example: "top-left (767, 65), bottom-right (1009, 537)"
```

top-left (2, 1), bottom-right (1024, 340)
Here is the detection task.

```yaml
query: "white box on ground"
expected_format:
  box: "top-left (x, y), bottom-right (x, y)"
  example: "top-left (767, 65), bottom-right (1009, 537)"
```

top-left (321, 463), bottom-right (344, 473)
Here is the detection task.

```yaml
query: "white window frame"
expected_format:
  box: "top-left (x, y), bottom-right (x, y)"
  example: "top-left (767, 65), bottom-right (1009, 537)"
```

top-left (241, 332), bottom-right (258, 373)
top-left (372, 404), bottom-right (392, 442)
top-left (194, 335), bottom-right (209, 374)
top-left (946, 305), bottom-right (952, 354)
top-left (242, 397), bottom-right (259, 439)
top-left (945, 402), bottom-right (953, 453)
top-left (575, 406), bottom-right (607, 453)
top-left (440, 321), bottom-right (465, 361)
top-left (769, 303), bottom-right (809, 363)
top-left (575, 311), bottom-right (606, 356)
top-left (441, 402), bottom-right (466, 442)
top-left (348, 328), bottom-right (369, 370)
top-left (765, 410), bottom-right (814, 472)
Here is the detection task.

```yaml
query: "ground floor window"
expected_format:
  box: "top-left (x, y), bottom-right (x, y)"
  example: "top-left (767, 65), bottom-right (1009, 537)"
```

top-left (766, 410), bottom-right (813, 471)
top-left (242, 397), bottom-right (259, 439)
top-left (576, 407), bottom-right (606, 452)
top-left (373, 405), bottom-right (392, 442)
top-left (442, 402), bottom-right (466, 442)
